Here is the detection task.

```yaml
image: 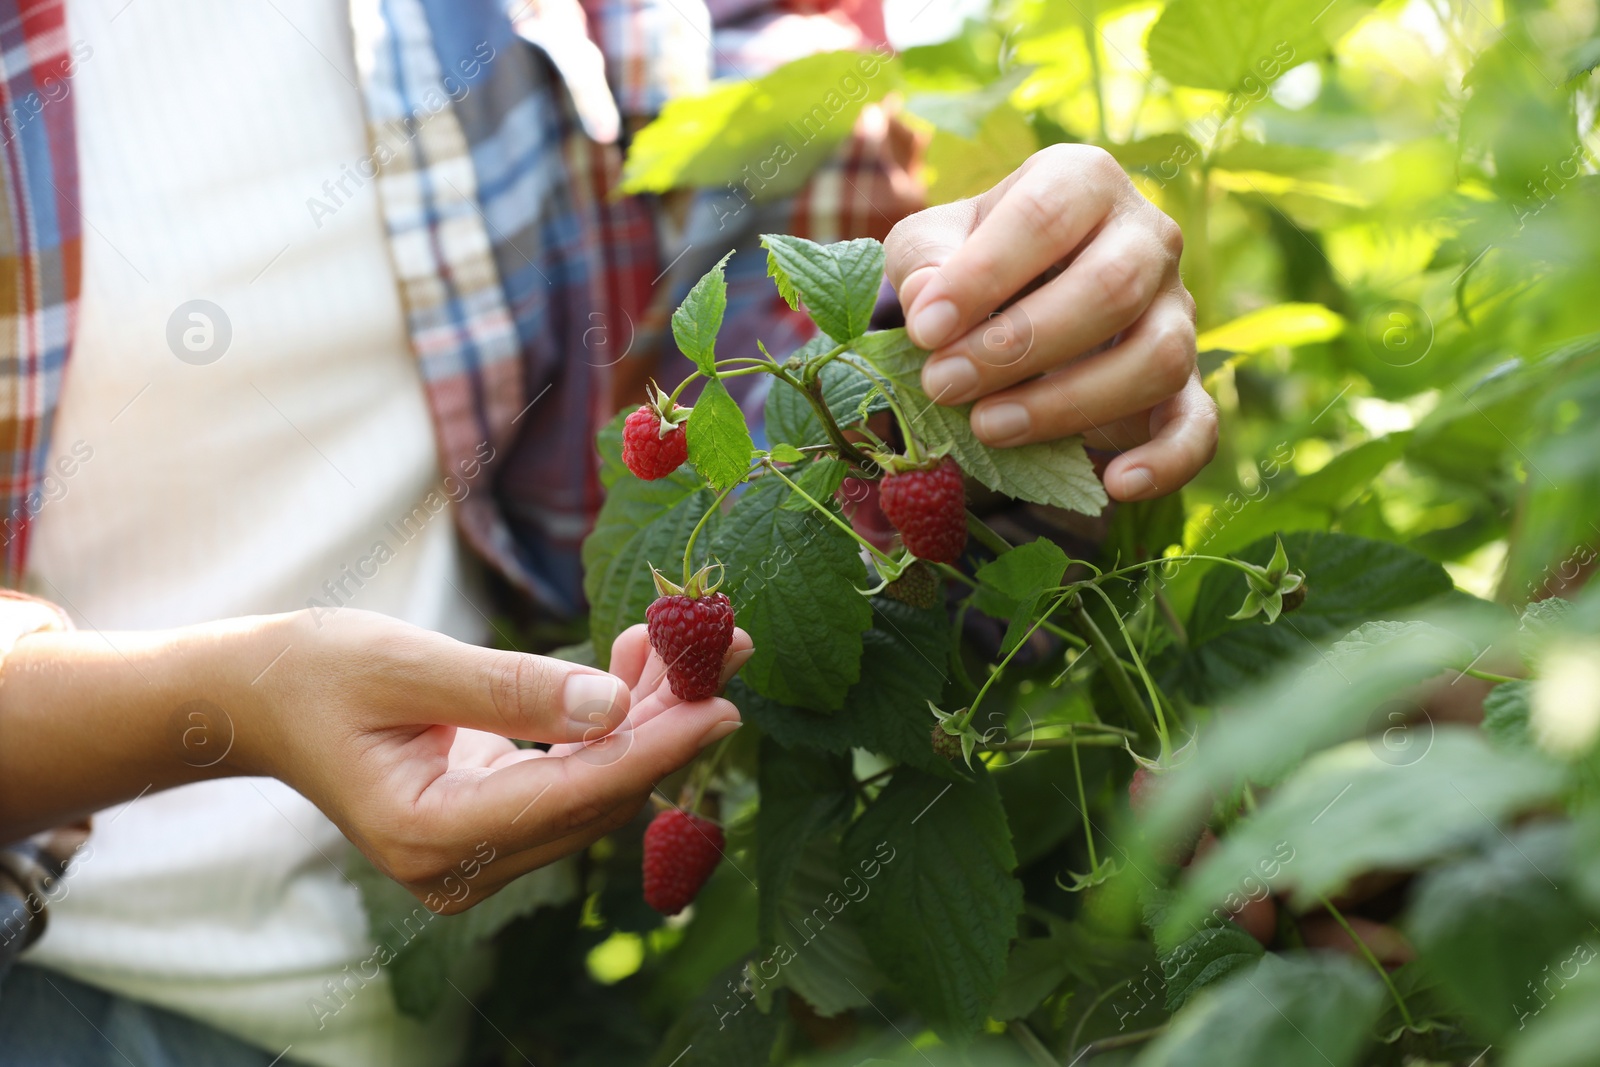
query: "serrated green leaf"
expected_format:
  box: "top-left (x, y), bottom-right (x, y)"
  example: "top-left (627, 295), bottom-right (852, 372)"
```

top-left (686, 378), bottom-right (756, 493)
top-left (1161, 923), bottom-right (1265, 1012)
top-left (713, 476), bottom-right (871, 709)
top-left (853, 331), bottom-right (1107, 514)
top-left (349, 848), bottom-right (576, 1018)
top-left (782, 456), bottom-right (850, 512)
top-left (1180, 532), bottom-right (1458, 701)
top-left (765, 835), bottom-right (886, 1016)
top-left (1483, 680), bottom-right (1534, 750)
top-left (731, 598), bottom-right (961, 779)
top-left (757, 740), bottom-right (855, 942)
top-left (1146, 0), bottom-right (1336, 94)
top-left (976, 538), bottom-right (1071, 654)
top-left (761, 236), bottom-right (886, 344)
top-left (623, 50), bottom-right (899, 200)
top-left (843, 767), bottom-right (1024, 1039)
top-left (583, 443), bottom-right (714, 669)
top-left (1409, 823), bottom-right (1585, 1041)
top-left (1134, 953), bottom-right (1383, 1067)
top-left (1168, 730), bottom-right (1565, 937)
top-left (764, 347), bottom-right (889, 448)
top-left (768, 443), bottom-right (806, 464)
top-left (672, 252), bottom-right (732, 376)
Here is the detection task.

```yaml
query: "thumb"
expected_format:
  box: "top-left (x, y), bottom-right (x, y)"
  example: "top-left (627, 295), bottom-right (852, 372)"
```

top-left (884, 199), bottom-right (979, 344)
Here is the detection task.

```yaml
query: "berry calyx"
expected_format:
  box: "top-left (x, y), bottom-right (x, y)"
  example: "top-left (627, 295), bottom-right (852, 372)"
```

top-left (646, 566), bottom-right (735, 702)
top-left (642, 809), bottom-right (725, 915)
top-left (879, 456), bottom-right (967, 564)
top-left (623, 403), bottom-right (688, 480)
top-left (884, 561), bottom-right (943, 610)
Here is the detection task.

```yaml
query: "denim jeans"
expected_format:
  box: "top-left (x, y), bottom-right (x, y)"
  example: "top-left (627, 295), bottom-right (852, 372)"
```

top-left (0, 963), bottom-right (297, 1067)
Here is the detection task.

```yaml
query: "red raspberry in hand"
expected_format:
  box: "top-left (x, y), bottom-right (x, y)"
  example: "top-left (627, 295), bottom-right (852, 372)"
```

top-left (647, 591), bottom-right (735, 702)
top-left (642, 809), bottom-right (724, 915)
top-left (623, 405), bottom-right (688, 480)
top-left (880, 456), bottom-right (967, 564)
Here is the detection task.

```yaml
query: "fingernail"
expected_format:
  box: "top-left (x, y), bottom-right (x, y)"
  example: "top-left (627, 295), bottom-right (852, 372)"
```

top-left (911, 300), bottom-right (960, 349)
top-left (719, 648), bottom-right (754, 688)
top-left (974, 402), bottom-right (1031, 445)
top-left (698, 719), bottom-right (742, 749)
top-left (922, 357), bottom-right (979, 403)
top-left (565, 672), bottom-right (626, 731)
top-left (1118, 465), bottom-right (1156, 499)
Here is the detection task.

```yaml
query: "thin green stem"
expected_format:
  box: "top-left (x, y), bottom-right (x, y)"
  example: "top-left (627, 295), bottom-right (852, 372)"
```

top-left (956, 590), bottom-right (1073, 731)
top-left (1464, 668), bottom-right (1520, 684)
top-left (666, 371), bottom-right (702, 407)
top-left (762, 460), bottom-right (895, 567)
top-left (835, 355), bottom-right (920, 463)
top-left (681, 479), bottom-right (745, 587)
top-left (1081, 5), bottom-right (1108, 142)
top-left (1319, 895), bottom-right (1414, 1030)
top-left (768, 367), bottom-right (871, 468)
top-left (985, 734), bottom-right (1124, 752)
top-left (799, 342), bottom-right (850, 385)
top-left (1081, 583), bottom-right (1171, 757)
top-left (1069, 601), bottom-right (1160, 750)
top-left (966, 511), bottom-right (1014, 555)
top-left (1071, 735), bottom-right (1099, 870)
top-left (1008, 1022), bottom-right (1059, 1067)
top-left (686, 734), bottom-right (734, 815)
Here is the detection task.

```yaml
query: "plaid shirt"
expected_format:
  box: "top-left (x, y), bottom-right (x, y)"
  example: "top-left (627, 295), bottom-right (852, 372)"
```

top-left (0, 0), bottom-right (913, 962)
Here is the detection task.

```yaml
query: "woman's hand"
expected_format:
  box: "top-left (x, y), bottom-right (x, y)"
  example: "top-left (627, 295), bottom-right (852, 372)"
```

top-left (0, 610), bottom-right (747, 914)
top-left (885, 144), bottom-right (1217, 502)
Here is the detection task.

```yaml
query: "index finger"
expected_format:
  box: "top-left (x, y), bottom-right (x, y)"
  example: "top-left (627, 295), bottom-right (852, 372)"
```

top-left (889, 145), bottom-right (1124, 352)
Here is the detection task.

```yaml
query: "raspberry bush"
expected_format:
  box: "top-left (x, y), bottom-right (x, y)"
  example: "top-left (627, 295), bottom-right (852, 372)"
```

top-left (349, 4), bottom-right (1600, 1065)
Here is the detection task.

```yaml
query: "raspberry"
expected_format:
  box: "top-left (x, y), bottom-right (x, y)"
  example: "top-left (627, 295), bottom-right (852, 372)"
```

top-left (885, 561), bottom-right (942, 610)
top-left (1128, 765), bottom-right (1158, 818)
top-left (622, 405), bottom-right (688, 480)
top-left (931, 722), bottom-right (962, 760)
top-left (879, 456), bottom-right (967, 564)
top-left (1281, 581), bottom-right (1308, 614)
top-left (647, 591), bottom-right (735, 702)
top-left (642, 809), bottom-right (724, 915)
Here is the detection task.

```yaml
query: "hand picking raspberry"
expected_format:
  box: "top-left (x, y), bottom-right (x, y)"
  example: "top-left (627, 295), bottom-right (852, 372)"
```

top-left (646, 566), bottom-right (737, 703)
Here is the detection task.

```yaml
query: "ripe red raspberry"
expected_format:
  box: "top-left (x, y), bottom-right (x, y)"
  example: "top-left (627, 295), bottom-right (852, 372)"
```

top-left (622, 405), bottom-right (688, 480)
top-left (647, 591), bottom-right (735, 702)
top-left (642, 809), bottom-right (724, 915)
top-left (885, 561), bottom-right (942, 610)
top-left (880, 456), bottom-right (967, 564)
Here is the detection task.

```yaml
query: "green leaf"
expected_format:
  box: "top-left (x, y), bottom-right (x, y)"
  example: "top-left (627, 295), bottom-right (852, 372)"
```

top-left (1134, 953), bottom-right (1384, 1067)
top-left (1196, 303), bottom-right (1345, 354)
top-left (990, 925), bottom-right (1135, 1020)
top-left (686, 378), bottom-right (755, 493)
top-left (768, 443), bottom-right (806, 464)
top-left (854, 331), bottom-right (1107, 514)
top-left (672, 252), bottom-right (732, 376)
top-left (976, 539), bottom-right (1070, 654)
top-left (1180, 532), bottom-right (1457, 701)
top-left (731, 598), bottom-right (961, 779)
top-left (782, 456), bottom-right (850, 512)
top-left (1161, 922), bottom-right (1266, 1012)
top-left (348, 848), bottom-right (576, 1018)
top-left (713, 476), bottom-right (871, 709)
top-left (1409, 823), bottom-right (1585, 1041)
top-left (764, 835), bottom-right (886, 1016)
top-left (843, 767), bottom-right (1024, 1039)
top-left (583, 446), bottom-right (714, 669)
top-left (623, 50), bottom-right (899, 200)
top-left (647, 964), bottom-right (785, 1067)
top-left (756, 740), bottom-right (855, 942)
top-left (1146, 0), bottom-right (1334, 94)
top-left (761, 235), bottom-right (886, 344)
top-left (1483, 680), bottom-right (1534, 750)
top-left (1168, 730), bottom-right (1565, 936)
